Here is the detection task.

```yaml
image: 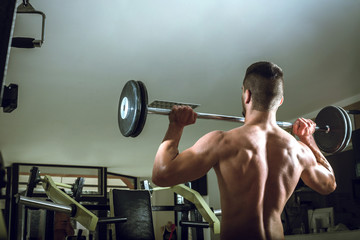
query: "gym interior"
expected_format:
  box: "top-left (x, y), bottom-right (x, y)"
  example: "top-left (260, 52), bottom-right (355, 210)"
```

top-left (1, 1), bottom-right (360, 239)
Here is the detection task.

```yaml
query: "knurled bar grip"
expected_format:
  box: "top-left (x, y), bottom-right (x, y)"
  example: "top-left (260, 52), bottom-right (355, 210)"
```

top-left (147, 107), bottom-right (329, 131)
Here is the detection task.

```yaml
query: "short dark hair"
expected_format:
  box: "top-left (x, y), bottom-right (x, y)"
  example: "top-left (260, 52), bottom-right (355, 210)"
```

top-left (243, 61), bottom-right (284, 111)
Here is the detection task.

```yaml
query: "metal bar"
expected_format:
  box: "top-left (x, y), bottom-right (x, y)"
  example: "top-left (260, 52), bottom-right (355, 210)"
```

top-left (97, 217), bottom-right (127, 224)
top-left (17, 195), bottom-right (72, 214)
top-left (9, 164), bottom-right (19, 240)
top-left (148, 107), bottom-right (245, 123)
top-left (148, 107), bottom-right (329, 131)
top-left (152, 204), bottom-right (195, 212)
top-left (315, 125), bottom-right (330, 132)
top-left (348, 110), bottom-right (360, 115)
top-left (213, 209), bottom-right (222, 216)
top-left (98, 167), bottom-right (108, 239)
top-left (82, 204), bottom-right (110, 211)
top-left (180, 221), bottom-right (210, 228)
top-left (54, 182), bottom-right (72, 189)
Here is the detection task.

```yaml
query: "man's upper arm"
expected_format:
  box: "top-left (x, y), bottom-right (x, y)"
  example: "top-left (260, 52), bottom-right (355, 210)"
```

top-left (154, 131), bottom-right (222, 186)
top-left (299, 142), bottom-right (336, 195)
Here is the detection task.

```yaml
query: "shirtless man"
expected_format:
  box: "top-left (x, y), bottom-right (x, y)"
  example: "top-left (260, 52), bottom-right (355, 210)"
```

top-left (152, 61), bottom-right (336, 240)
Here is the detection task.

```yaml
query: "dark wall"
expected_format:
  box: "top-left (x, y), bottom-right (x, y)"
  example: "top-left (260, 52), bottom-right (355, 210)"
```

top-left (327, 149), bottom-right (360, 229)
top-left (284, 148), bottom-right (360, 235)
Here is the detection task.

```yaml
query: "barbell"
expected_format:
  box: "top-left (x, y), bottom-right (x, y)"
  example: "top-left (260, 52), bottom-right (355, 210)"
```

top-left (118, 80), bottom-right (352, 154)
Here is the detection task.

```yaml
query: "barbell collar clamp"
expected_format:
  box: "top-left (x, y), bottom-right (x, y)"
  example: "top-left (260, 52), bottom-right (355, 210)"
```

top-left (315, 125), bottom-right (330, 133)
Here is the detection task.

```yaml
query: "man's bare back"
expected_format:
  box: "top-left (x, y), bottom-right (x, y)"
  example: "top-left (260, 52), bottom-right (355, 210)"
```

top-left (213, 124), bottom-right (306, 239)
top-left (152, 62), bottom-right (336, 240)
top-left (152, 106), bottom-right (336, 240)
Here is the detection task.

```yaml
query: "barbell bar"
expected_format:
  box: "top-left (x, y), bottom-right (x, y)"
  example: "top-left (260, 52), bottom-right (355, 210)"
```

top-left (118, 80), bottom-right (352, 154)
top-left (147, 106), bottom-right (328, 131)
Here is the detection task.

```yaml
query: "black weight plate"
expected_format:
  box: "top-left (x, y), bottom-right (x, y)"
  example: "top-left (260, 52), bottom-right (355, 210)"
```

top-left (333, 107), bottom-right (347, 153)
top-left (118, 80), bottom-right (142, 137)
top-left (131, 81), bottom-right (148, 137)
top-left (336, 106), bottom-right (352, 152)
top-left (314, 106), bottom-right (348, 154)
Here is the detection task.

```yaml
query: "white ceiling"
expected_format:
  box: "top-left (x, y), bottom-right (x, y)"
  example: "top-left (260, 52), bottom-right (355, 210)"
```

top-left (1, 0), bottom-right (360, 177)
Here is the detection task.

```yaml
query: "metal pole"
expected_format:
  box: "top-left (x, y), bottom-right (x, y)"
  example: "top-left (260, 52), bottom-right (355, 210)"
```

top-left (148, 107), bottom-right (246, 123)
top-left (17, 195), bottom-right (73, 215)
top-left (180, 221), bottom-right (210, 228)
top-left (148, 107), bottom-right (329, 131)
top-left (54, 182), bottom-right (72, 189)
top-left (213, 209), bottom-right (222, 216)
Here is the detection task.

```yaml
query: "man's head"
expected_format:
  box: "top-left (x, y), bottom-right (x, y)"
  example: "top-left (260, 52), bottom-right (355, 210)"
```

top-left (242, 61), bottom-right (284, 115)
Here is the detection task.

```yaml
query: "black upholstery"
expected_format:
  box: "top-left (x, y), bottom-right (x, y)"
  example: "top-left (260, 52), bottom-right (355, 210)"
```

top-left (110, 189), bottom-right (155, 240)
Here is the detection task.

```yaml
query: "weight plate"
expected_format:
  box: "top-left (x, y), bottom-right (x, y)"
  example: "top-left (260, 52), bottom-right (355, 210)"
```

top-left (336, 106), bottom-right (352, 152)
top-left (314, 106), bottom-right (348, 154)
top-left (118, 80), bottom-right (142, 137)
top-left (331, 106), bottom-right (347, 153)
top-left (131, 81), bottom-right (148, 137)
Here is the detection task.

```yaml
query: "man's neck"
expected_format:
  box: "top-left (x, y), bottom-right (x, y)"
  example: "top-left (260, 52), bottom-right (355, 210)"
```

top-left (244, 109), bottom-right (278, 127)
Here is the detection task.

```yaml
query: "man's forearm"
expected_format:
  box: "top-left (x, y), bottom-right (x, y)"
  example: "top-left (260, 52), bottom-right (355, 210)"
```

top-left (300, 136), bottom-right (333, 173)
top-left (152, 123), bottom-right (184, 185)
top-left (163, 123), bottom-right (184, 142)
top-left (308, 143), bottom-right (332, 172)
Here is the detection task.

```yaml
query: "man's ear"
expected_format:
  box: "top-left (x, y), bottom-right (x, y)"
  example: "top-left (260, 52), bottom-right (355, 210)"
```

top-left (279, 96), bottom-right (284, 106)
top-left (244, 89), bottom-right (251, 104)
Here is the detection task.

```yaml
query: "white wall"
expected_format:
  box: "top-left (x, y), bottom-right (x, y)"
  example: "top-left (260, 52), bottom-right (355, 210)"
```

top-left (151, 187), bottom-right (175, 240)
